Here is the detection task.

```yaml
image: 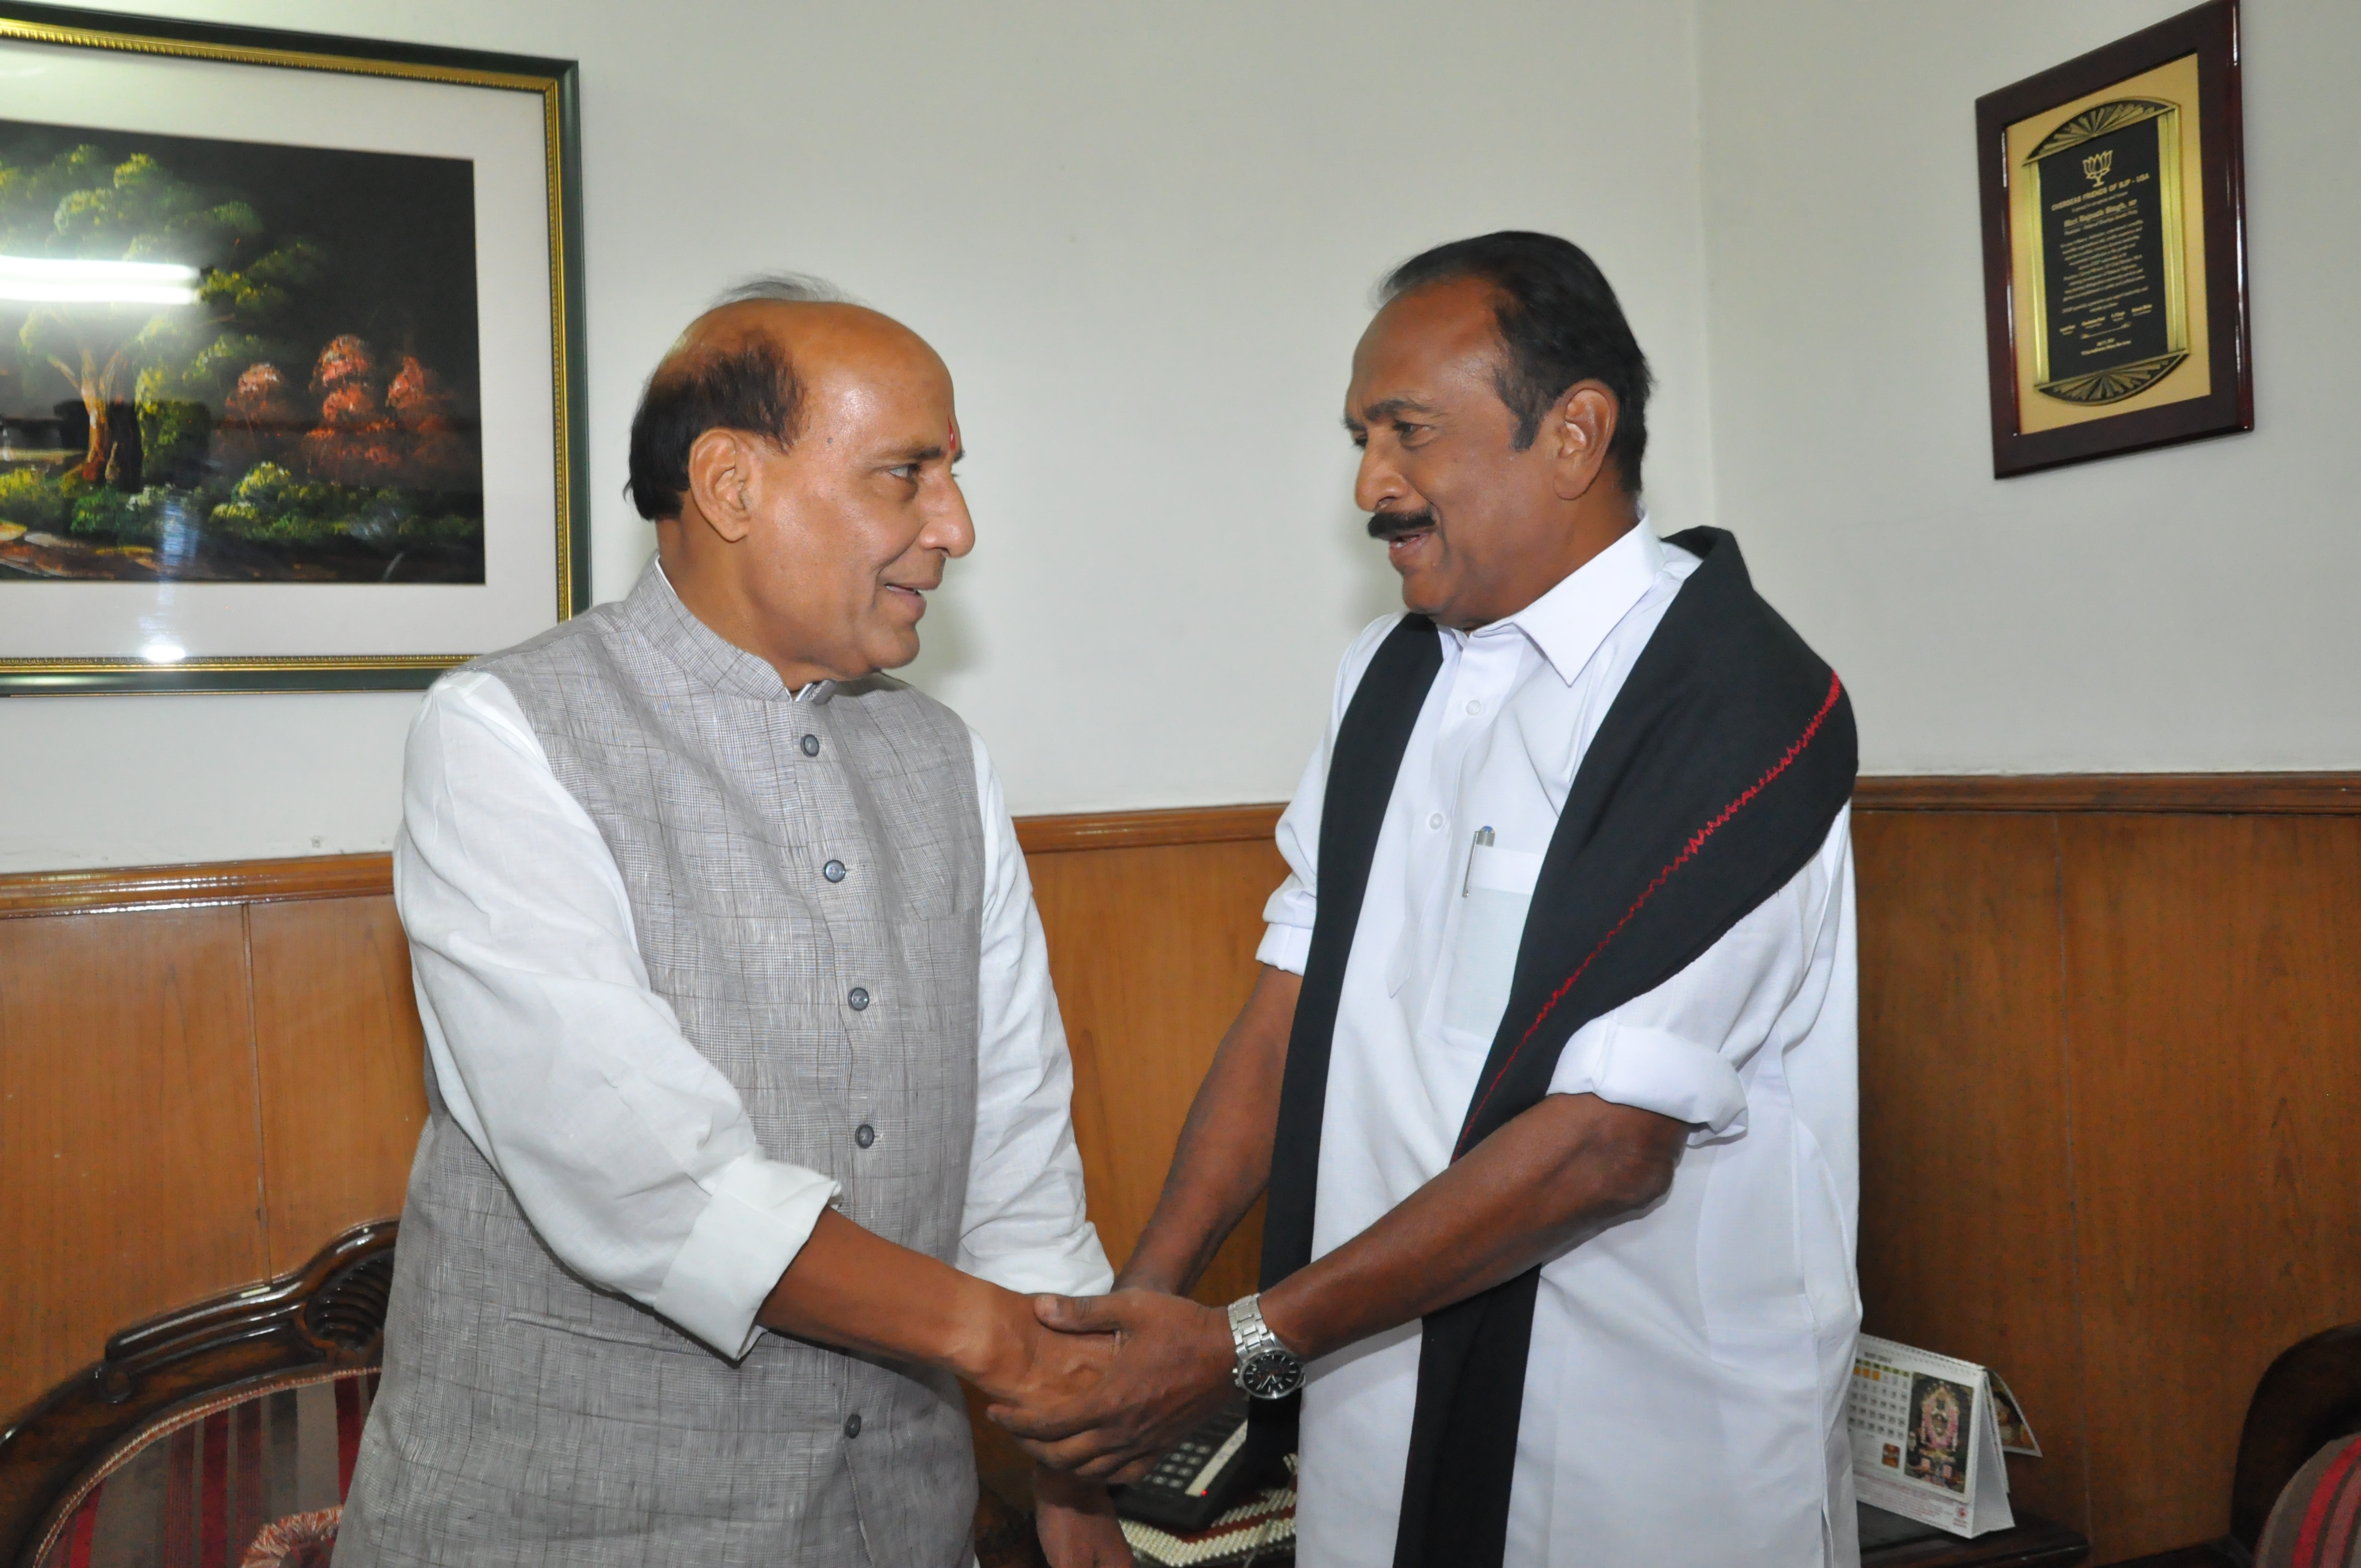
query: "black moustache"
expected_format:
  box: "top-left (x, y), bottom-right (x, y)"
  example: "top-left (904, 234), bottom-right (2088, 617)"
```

top-left (1367, 508), bottom-right (1437, 541)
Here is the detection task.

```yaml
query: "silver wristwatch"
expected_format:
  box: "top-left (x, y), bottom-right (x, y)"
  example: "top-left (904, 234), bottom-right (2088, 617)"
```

top-left (1226, 1294), bottom-right (1304, 1400)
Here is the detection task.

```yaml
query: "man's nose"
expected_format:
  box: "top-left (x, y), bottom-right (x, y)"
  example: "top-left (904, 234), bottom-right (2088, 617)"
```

top-left (924, 480), bottom-right (977, 559)
top-left (1354, 443), bottom-right (1408, 516)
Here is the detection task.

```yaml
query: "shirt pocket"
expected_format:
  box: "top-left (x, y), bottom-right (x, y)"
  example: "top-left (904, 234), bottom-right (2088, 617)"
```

top-left (1442, 843), bottom-right (1544, 1039)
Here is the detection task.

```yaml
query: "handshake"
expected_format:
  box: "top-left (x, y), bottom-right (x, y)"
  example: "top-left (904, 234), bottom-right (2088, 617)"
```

top-left (964, 1284), bottom-right (1245, 1483)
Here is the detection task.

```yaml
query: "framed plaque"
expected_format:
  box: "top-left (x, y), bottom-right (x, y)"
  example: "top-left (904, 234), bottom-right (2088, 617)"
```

top-left (1976, 0), bottom-right (2250, 478)
top-left (0, 2), bottom-right (586, 694)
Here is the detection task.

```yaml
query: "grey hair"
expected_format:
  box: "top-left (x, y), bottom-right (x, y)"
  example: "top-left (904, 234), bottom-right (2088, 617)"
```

top-left (708, 271), bottom-right (847, 309)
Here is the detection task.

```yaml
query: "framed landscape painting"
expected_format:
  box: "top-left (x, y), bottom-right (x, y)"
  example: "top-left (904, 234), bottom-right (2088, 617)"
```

top-left (0, 3), bottom-right (584, 692)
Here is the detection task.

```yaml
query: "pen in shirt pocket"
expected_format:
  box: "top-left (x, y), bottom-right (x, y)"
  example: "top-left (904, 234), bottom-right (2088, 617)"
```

top-left (1463, 825), bottom-right (1494, 896)
top-left (1464, 829), bottom-right (1546, 900)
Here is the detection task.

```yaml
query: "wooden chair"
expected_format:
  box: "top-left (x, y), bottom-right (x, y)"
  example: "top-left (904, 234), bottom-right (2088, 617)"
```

top-left (0, 1221), bottom-right (1047, 1568)
top-left (0, 1222), bottom-right (395, 1567)
top-left (2231, 1324), bottom-right (2361, 1560)
top-left (2114, 1321), bottom-right (2361, 1568)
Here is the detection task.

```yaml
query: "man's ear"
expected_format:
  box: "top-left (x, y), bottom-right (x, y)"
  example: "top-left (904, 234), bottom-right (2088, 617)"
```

top-left (1549, 382), bottom-right (1619, 502)
top-left (684, 428), bottom-right (760, 543)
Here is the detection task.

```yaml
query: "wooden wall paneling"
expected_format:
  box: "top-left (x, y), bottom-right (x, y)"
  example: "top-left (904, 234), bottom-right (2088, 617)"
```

top-left (1024, 834), bottom-right (1288, 1309)
top-left (0, 908), bottom-right (266, 1422)
top-left (247, 895), bottom-right (429, 1275)
top-left (2059, 815), bottom-right (2361, 1562)
top-left (0, 854), bottom-right (394, 918)
top-left (1853, 774), bottom-right (2361, 815)
top-left (1852, 811), bottom-right (2093, 1538)
top-left (1016, 805), bottom-right (1286, 856)
top-left (11, 782), bottom-right (2359, 1539)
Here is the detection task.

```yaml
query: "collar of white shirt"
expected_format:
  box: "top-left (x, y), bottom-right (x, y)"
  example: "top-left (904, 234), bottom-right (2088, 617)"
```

top-left (1454, 511), bottom-right (1668, 686)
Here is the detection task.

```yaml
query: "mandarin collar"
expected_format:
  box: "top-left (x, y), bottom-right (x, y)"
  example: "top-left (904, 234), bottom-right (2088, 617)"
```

top-left (1459, 511), bottom-right (1666, 686)
top-left (622, 560), bottom-right (835, 704)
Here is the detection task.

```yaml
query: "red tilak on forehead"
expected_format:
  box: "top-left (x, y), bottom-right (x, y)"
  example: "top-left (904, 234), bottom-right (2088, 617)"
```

top-left (948, 416), bottom-right (961, 453)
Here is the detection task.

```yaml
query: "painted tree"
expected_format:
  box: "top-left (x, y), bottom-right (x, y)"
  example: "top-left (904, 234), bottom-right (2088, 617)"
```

top-left (0, 143), bottom-right (318, 481)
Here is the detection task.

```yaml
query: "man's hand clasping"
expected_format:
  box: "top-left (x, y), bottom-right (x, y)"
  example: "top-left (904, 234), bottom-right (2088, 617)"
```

top-left (991, 1290), bottom-right (1238, 1482)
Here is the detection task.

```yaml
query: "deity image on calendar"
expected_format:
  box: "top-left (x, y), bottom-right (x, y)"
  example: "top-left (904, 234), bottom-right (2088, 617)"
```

top-left (1906, 1375), bottom-right (1973, 1495)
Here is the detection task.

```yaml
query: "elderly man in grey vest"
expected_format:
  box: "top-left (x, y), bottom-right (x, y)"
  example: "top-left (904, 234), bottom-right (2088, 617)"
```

top-left (339, 280), bottom-right (1134, 1567)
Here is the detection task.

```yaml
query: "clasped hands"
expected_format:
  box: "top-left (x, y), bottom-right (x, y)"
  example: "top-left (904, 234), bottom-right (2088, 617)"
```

top-left (971, 1287), bottom-right (1243, 1483)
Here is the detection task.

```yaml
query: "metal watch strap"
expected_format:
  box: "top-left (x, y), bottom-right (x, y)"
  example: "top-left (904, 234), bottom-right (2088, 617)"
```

top-left (1227, 1293), bottom-right (1301, 1395)
top-left (1228, 1295), bottom-right (1273, 1359)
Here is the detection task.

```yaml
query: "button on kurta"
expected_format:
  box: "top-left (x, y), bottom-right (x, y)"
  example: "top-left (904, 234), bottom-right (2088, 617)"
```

top-left (823, 859), bottom-right (846, 883)
top-left (847, 987), bottom-right (870, 1010)
top-left (854, 1123), bottom-right (876, 1148)
top-left (800, 733), bottom-right (820, 756)
top-left (843, 1413), bottom-right (862, 1439)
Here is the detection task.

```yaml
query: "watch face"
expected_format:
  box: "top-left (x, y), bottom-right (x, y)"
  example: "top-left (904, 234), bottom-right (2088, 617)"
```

top-left (1239, 1347), bottom-right (1303, 1400)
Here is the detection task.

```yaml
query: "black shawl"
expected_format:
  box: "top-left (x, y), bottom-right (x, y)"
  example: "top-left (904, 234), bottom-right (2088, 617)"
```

top-left (1253, 527), bottom-right (1857, 1567)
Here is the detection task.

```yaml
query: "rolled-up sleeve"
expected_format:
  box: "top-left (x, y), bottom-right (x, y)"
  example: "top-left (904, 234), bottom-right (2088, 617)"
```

top-left (956, 730), bottom-right (1116, 1297)
top-left (396, 672), bottom-right (837, 1360)
top-left (1547, 807), bottom-right (1854, 1142)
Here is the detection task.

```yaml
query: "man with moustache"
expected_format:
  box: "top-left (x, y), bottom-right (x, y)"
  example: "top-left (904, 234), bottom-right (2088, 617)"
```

top-left (340, 279), bottom-right (1134, 1567)
top-left (1000, 234), bottom-right (1862, 1567)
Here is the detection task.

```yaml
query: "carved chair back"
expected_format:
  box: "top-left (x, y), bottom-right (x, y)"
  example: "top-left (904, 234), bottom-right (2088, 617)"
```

top-left (0, 1222), bottom-right (395, 1568)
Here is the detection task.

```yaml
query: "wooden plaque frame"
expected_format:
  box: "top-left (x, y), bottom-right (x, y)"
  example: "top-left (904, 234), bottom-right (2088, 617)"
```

top-left (1976, 0), bottom-right (2251, 478)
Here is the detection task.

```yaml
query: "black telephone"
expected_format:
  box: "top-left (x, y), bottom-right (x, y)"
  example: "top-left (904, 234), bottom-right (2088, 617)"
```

top-left (1109, 1400), bottom-right (1260, 1534)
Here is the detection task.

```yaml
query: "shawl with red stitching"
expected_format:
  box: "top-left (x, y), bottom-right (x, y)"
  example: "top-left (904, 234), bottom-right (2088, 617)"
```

top-left (1253, 526), bottom-right (1857, 1568)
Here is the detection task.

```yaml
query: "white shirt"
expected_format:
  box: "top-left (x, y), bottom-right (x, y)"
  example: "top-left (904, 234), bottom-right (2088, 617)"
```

top-left (1259, 522), bottom-right (1862, 1567)
top-left (393, 669), bottom-right (1112, 1361)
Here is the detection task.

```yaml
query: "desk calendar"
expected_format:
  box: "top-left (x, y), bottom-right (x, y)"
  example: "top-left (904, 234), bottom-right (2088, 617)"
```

top-left (1849, 1336), bottom-right (2039, 1539)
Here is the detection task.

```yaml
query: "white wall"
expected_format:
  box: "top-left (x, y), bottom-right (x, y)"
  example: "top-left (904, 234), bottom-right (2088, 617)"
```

top-left (19, 1), bottom-right (2352, 874)
top-left (1, 0), bottom-right (1718, 872)
top-left (1696, 0), bottom-right (2361, 772)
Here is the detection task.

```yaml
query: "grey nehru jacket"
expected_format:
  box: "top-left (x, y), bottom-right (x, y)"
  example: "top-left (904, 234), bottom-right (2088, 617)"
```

top-left (340, 564), bottom-right (988, 1567)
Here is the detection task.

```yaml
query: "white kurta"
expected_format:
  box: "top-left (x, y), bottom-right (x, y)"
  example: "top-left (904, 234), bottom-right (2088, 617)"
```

top-left (394, 671), bottom-right (1113, 1360)
top-left (1258, 522), bottom-right (1862, 1567)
